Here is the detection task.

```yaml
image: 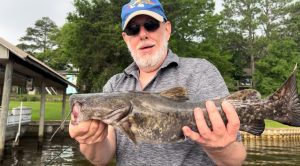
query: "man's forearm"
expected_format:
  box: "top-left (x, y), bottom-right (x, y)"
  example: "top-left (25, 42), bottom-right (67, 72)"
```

top-left (80, 127), bottom-right (116, 165)
top-left (205, 142), bottom-right (246, 166)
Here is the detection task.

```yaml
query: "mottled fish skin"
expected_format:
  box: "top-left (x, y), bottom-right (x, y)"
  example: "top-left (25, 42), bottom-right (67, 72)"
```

top-left (69, 67), bottom-right (300, 144)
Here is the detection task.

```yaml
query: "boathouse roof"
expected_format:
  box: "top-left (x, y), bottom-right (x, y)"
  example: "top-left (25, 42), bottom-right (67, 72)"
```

top-left (0, 37), bottom-right (77, 91)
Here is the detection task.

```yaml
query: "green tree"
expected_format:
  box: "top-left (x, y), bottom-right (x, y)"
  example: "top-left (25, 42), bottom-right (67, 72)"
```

top-left (222, 0), bottom-right (262, 87)
top-left (254, 1), bottom-right (300, 95)
top-left (17, 17), bottom-right (58, 54)
top-left (258, 0), bottom-right (292, 39)
top-left (255, 39), bottom-right (300, 95)
top-left (16, 17), bottom-right (67, 70)
top-left (57, 0), bottom-right (235, 92)
top-left (163, 0), bottom-right (235, 89)
top-left (57, 0), bottom-right (130, 92)
top-left (221, 0), bottom-right (295, 90)
top-left (284, 1), bottom-right (300, 48)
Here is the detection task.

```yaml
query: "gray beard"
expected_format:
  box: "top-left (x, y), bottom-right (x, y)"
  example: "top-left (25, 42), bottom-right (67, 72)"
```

top-left (128, 35), bottom-right (168, 70)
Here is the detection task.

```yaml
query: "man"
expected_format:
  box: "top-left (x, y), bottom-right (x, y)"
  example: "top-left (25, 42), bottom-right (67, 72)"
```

top-left (69, 0), bottom-right (247, 165)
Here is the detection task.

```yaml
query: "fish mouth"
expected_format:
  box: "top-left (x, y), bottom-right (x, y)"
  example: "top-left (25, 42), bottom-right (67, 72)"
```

top-left (70, 99), bottom-right (133, 126)
top-left (71, 102), bottom-right (81, 125)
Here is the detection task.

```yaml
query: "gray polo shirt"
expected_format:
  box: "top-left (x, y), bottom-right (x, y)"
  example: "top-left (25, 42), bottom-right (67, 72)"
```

top-left (103, 50), bottom-right (230, 166)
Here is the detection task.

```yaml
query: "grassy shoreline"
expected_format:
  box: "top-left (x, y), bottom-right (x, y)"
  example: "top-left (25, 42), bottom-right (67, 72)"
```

top-left (9, 100), bottom-right (70, 121)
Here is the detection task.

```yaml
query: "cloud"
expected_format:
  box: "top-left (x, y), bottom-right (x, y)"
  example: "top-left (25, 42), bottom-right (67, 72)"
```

top-left (0, 0), bottom-right (74, 45)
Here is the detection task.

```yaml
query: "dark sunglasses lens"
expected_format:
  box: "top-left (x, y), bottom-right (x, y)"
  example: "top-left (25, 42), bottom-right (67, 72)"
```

top-left (124, 20), bottom-right (160, 36)
top-left (144, 20), bottom-right (160, 32)
top-left (125, 24), bottom-right (140, 36)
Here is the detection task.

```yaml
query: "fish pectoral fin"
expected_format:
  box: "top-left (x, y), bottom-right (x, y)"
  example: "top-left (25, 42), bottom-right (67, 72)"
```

top-left (119, 121), bottom-right (137, 144)
top-left (240, 119), bottom-right (265, 136)
top-left (160, 87), bottom-right (189, 101)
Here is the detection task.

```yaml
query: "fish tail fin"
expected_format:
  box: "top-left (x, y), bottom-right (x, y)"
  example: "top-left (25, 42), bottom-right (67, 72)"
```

top-left (267, 66), bottom-right (300, 126)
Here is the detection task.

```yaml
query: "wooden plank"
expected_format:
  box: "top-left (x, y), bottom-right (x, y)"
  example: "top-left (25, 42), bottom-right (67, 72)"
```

top-left (61, 89), bottom-right (66, 130)
top-left (0, 44), bottom-right (9, 59)
top-left (38, 81), bottom-right (46, 140)
top-left (0, 60), bottom-right (13, 151)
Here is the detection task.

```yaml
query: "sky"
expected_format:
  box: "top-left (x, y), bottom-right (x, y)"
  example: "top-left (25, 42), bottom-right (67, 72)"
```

top-left (0, 0), bottom-right (223, 45)
top-left (0, 0), bottom-right (75, 45)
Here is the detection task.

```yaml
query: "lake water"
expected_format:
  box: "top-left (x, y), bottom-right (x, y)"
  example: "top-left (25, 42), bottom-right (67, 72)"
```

top-left (243, 138), bottom-right (300, 165)
top-left (1, 136), bottom-right (94, 166)
top-left (1, 136), bottom-right (299, 165)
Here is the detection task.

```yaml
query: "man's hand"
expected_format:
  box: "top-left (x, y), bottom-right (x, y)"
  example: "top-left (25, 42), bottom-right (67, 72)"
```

top-left (182, 100), bottom-right (246, 166)
top-left (69, 103), bottom-right (108, 144)
top-left (182, 100), bottom-right (240, 150)
top-left (68, 103), bottom-right (116, 165)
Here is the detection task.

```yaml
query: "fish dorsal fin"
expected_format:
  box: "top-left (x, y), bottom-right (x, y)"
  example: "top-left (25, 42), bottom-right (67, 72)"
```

top-left (226, 89), bottom-right (261, 101)
top-left (160, 87), bottom-right (189, 101)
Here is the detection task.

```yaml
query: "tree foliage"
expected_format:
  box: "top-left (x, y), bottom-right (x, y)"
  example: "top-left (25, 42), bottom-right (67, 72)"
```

top-left (253, 0), bottom-right (300, 95)
top-left (55, 0), bottom-right (236, 92)
top-left (20, 0), bottom-right (300, 95)
top-left (255, 39), bottom-right (300, 94)
top-left (220, 0), bottom-right (299, 93)
top-left (222, 0), bottom-right (262, 87)
top-left (57, 0), bottom-right (131, 92)
top-left (250, 1), bottom-right (300, 95)
top-left (284, 1), bottom-right (300, 48)
top-left (163, 0), bottom-right (235, 89)
top-left (17, 17), bottom-right (58, 53)
top-left (16, 17), bottom-right (69, 70)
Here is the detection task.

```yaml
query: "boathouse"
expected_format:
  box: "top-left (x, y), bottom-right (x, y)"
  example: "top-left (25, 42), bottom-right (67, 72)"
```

top-left (0, 37), bottom-right (76, 151)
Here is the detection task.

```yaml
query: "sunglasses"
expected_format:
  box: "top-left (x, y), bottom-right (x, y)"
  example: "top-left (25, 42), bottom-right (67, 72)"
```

top-left (124, 19), bottom-right (161, 36)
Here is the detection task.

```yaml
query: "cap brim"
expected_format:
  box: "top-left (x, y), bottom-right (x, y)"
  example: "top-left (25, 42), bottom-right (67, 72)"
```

top-left (123, 10), bottom-right (164, 30)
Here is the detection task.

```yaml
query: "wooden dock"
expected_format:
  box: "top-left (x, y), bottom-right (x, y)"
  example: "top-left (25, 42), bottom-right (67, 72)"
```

top-left (241, 128), bottom-right (300, 140)
top-left (25, 121), bottom-right (69, 137)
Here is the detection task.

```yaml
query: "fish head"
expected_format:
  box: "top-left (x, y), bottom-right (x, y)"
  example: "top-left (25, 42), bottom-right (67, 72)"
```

top-left (69, 93), bottom-right (132, 125)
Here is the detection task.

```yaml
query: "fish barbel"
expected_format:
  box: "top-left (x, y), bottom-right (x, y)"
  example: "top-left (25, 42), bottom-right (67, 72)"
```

top-left (70, 67), bottom-right (300, 144)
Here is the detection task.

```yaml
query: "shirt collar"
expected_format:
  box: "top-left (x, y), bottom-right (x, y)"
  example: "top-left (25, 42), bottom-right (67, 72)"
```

top-left (160, 49), bottom-right (179, 69)
top-left (124, 49), bottom-right (179, 76)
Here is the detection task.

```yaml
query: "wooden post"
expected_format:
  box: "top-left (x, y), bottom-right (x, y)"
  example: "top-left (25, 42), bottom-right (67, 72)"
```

top-left (38, 81), bottom-right (46, 142)
top-left (61, 89), bottom-right (66, 130)
top-left (0, 60), bottom-right (13, 152)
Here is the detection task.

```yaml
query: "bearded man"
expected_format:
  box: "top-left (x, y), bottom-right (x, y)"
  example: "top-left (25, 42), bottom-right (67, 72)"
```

top-left (69, 0), bottom-right (247, 165)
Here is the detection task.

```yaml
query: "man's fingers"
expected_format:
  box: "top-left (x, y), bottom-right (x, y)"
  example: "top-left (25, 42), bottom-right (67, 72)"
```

top-left (186, 101), bottom-right (241, 150)
top-left (194, 107), bottom-right (212, 138)
top-left (182, 126), bottom-right (204, 143)
top-left (69, 120), bottom-right (92, 138)
top-left (86, 123), bottom-right (108, 144)
top-left (76, 120), bottom-right (102, 140)
top-left (206, 101), bottom-right (226, 133)
top-left (222, 101), bottom-right (240, 136)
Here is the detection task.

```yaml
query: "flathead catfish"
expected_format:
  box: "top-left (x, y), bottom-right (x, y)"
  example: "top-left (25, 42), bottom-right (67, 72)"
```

top-left (70, 68), bottom-right (300, 144)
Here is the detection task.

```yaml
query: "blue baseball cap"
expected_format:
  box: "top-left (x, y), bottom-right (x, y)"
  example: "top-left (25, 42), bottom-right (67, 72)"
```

top-left (121, 0), bottom-right (167, 30)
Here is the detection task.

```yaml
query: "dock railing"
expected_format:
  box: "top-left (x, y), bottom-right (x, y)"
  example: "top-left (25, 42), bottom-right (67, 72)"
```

top-left (241, 128), bottom-right (300, 140)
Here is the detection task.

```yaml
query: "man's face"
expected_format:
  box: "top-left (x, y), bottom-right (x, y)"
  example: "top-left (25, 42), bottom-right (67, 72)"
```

top-left (122, 15), bottom-right (171, 72)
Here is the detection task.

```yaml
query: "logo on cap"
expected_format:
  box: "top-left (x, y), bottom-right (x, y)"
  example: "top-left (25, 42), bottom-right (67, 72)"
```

top-left (121, 0), bottom-right (167, 30)
top-left (128, 0), bottom-right (154, 8)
